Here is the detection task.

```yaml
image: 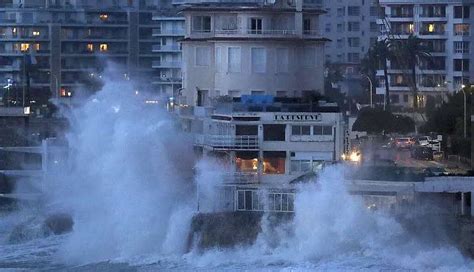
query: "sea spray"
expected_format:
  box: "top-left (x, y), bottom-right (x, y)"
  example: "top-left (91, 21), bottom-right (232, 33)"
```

top-left (43, 66), bottom-right (196, 264)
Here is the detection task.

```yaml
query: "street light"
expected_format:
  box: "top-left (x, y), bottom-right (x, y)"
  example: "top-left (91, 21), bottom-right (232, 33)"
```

top-left (460, 84), bottom-right (467, 139)
top-left (361, 74), bottom-right (373, 108)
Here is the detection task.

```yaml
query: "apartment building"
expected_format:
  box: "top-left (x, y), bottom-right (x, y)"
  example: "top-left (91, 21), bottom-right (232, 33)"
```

top-left (179, 0), bottom-right (328, 107)
top-left (152, 11), bottom-right (184, 97)
top-left (0, 0), bottom-right (163, 112)
top-left (377, 0), bottom-right (473, 108)
top-left (319, 0), bottom-right (380, 96)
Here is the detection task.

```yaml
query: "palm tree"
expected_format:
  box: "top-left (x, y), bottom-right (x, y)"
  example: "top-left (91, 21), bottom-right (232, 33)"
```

top-left (397, 34), bottom-right (431, 109)
top-left (372, 39), bottom-right (392, 111)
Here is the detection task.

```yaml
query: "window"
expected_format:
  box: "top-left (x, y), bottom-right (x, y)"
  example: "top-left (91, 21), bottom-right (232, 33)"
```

top-left (337, 7), bottom-right (345, 16)
top-left (99, 43), bottom-right (108, 52)
top-left (251, 48), bottom-right (266, 73)
top-left (403, 95), bottom-right (409, 103)
top-left (221, 15), bottom-right (237, 30)
top-left (292, 125), bottom-right (311, 135)
top-left (99, 14), bottom-right (108, 21)
top-left (347, 22), bottom-right (360, 31)
top-left (347, 53), bottom-right (360, 63)
top-left (302, 47), bottom-right (315, 67)
top-left (421, 5), bottom-right (446, 17)
top-left (325, 23), bottom-right (331, 33)
top-left (20, 43), bottom-right (29, 52)
top-left (303, 18), bottom-right (311, 34)
top-left (228, 47), bottom-right (241, 73)
top-left (215, 47), bottom-right (223, 71)
top-left (192, 16), bottom-right (211, 32)
top-left (236, 152), bottom-right (258, 172)
top-left (454, 6), bottom-right (470, 19)
top-left (263, 151), bottom-right (286, 174)
top-left (263, 124), bottom-right (285, 141)
top-left (454, 24), bottom-right (470, 36)
top-left (291, 160), bottom-right (311, 172)
top-left (337, 23), bottom-right (344, 32)
top-left (313, 125), bottom-right (332, 136)
top-left (195, 46), bottom-right (210, 66)
top-left (390, 95), bottom-right (400, 104)
top-left (87, 43), bottom-right (94, 52)
top-left (348, 37), bottom-right (360, 47)
top-left (249, 18), bottom-right (262, 34)
top-left (454, 59), bottom-right (469, 72)
top-left (32, 30), bottom-right (40, 36)
top-left (348, 6), bottom-right (360, 16)
top-left (454, 41), bottom-right (470, 54)
top-left (276, 48), bottom-right (289, 73)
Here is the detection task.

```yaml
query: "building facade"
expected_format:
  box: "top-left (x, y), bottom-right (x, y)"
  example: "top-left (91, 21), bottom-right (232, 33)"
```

top-left (377, 0), bottom-right (473, 108)
top-left (191, 97), bottom-right (345, 212)
top-left (179, 0), bottom-right (328, 107)
top-left (151, 12), bottom-right (184, 97)
top-left (0, 0), bottom-right (163, 112)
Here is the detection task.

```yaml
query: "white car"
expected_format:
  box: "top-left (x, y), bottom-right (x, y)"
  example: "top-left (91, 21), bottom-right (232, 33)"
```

top-left (417, 136), bottom-right (432, 146)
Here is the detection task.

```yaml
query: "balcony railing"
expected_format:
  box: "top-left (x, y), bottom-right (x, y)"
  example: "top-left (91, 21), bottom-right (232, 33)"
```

top-left (205, 135), bottom-right (259, 150)
top-left (152, 29), bottom-right (184, 36)
top-left (152, 77), bottom-right (182, 83)
top-left (223, 172), bottom-right (259, 184)
top-left (152, 61), bottom-right (181, 68)
top-left (191, 29), bottom-right (321, 38)
top-left (152, 45), bottom-right (181, 52)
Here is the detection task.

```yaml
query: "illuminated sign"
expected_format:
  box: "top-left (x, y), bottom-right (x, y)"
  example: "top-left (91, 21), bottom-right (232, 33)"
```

top-left (274, 114), bottom-right (321, 121)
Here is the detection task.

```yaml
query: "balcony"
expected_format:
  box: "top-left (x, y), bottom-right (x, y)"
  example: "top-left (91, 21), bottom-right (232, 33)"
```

top-left (204, 135), bottom-right (259, 150)
top-left (223, 172), bottom-right (259, 184)
top-left (190, 29), bottom-right (322, 39)
top-left (152, 61), bottom-right (181, 68)
top-left (152, 77), bottom-right (182, 84)
top-left (152, 45), bottom-right (181, 52)
top-left (152, 29), bottom-right (184, 36)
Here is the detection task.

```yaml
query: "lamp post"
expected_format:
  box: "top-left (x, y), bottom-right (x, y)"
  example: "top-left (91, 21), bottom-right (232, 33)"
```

top-left (460, 84), bottom-right (467, 139)
top-left (361, 74), bottom-right (373, 108)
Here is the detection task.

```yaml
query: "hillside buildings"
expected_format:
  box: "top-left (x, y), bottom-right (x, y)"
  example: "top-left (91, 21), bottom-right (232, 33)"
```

top-left (0, 0), bottom-right (164, 112)
top-left (377, 0), bottom-right (473, 108)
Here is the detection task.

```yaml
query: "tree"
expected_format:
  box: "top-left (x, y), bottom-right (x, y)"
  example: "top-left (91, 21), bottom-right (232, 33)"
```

top-left (396, 35), bottom-right (431, 109)
top-left (353, 107), bottom-right (415, 134)
top-left (371, 39), bottom-right (393, 112)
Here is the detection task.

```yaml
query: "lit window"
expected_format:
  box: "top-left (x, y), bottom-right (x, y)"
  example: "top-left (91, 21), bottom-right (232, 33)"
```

top-left (20, 43), bottom-right (30, 52)
top-left (99, 44), bottom-right (108, 52)
top-left (34, 43), bottom-right (40, 50)
top-left (32, 31), bottom-right (40, 36)
top-left (99, 14), bottom-right (109, 21)
top-left (87, 43), bottom-right (94, 52)
top-left (428, 24), bottom-right (435, 32)
top-left (12, 27), bottom-right (17, 36)
top-left (409, 24), bottom-right (414, 32)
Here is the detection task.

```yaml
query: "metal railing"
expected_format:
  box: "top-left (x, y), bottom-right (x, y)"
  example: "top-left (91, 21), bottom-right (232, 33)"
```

top-left (192, 29), bottom-right (321, 38)
top-left (152, 29), bottom-right (184, 36)
top-left (205, 135), bottom-right (259, 150)
top-left (152, 44), bottom-right (180, 51)
top-left (223, 172), bottom-right (259, 184)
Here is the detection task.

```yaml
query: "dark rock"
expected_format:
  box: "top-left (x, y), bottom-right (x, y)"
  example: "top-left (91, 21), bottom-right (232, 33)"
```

top-left (43, 213), bottom-right (74, 235)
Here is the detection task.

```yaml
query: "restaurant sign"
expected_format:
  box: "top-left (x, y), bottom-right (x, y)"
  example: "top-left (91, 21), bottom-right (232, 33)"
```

top-left (274, 113), bottom-right (321, 122)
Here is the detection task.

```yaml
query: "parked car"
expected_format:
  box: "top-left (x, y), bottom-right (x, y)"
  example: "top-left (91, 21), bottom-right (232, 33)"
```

top-left (411, 146), bottom-right (433, 160)
top-left (417, 136), bottom-right (432, 146)
top-left (395, 137), bottom-right (415, 149)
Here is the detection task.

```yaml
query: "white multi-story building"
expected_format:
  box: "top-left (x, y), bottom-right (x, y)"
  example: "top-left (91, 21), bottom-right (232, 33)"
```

top-left (179, 0), bottom-right (328, 107)
top-left (192, 97), bottom-right (345, 212)
top-left (377, 0), bottom-right (473, 108)
top-left (152, 12), bottom-right (184, 97)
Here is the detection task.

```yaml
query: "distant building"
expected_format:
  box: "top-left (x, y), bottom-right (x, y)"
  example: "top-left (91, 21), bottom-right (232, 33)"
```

top-left (179, 0), bottom-right (329, 107)
top-left (152, 12), bottom-right (184, 98)
top-left (377, 0), bottom-right (473, 108)
top-left (320, 0), bottom-right (380, 94)
top-left (0, 0), bottom-right (163, 112)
